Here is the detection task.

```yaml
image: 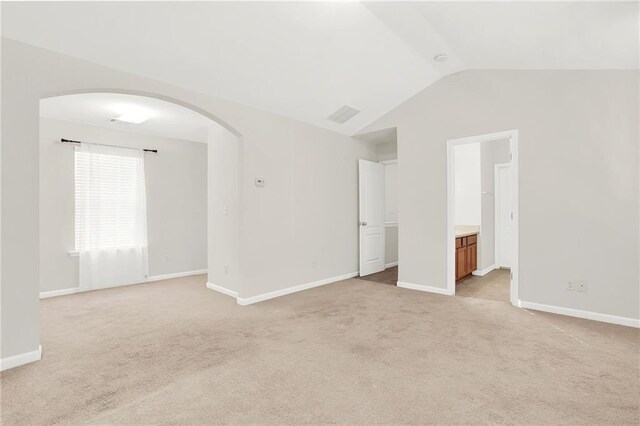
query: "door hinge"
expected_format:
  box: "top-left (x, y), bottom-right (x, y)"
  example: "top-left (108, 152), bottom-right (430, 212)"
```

top-left (511, 212), bottom-right (514, 220)
top-left (510, 152), bottom-right (513, 160)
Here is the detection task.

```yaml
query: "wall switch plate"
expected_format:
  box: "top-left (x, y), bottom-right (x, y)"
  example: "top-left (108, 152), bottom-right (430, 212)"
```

top-left (566, 281), bottom-right (575, 291)
top-left (575, 280), bottom-right (588, 293)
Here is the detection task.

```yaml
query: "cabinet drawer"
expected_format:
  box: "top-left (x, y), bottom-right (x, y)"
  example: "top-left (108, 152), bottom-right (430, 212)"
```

top-left (456, 237), bottom-right (463, 248)
top-left (467, 234), bottom-right (477, 245)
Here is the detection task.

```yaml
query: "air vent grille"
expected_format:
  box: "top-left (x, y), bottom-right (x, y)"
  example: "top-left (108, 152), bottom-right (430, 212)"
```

top-left (327, 105), bottom-right (360, 124)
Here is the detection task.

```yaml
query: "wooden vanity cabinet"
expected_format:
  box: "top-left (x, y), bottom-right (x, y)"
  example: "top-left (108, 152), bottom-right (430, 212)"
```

top-left (455, 234), bottom-right (477, 282)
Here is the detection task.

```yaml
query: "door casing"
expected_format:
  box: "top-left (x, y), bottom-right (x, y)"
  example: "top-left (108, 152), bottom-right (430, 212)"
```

top-left (446, 130), bottom-right (519, 306)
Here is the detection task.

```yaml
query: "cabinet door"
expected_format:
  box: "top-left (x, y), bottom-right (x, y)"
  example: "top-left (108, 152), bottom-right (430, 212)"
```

top-left (468, 244), bottom-right (477, 273)
top-left (456, 247), bottom-right (467, 280)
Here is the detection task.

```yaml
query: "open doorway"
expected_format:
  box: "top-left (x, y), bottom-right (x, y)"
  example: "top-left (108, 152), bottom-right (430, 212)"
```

top-left (447, 130), bottom-right (519, 305)
top-left (354, 128), bottom-right (398, 286)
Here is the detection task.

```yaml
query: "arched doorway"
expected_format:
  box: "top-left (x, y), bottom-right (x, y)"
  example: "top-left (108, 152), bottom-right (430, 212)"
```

top-left (37, 91), bottom-right (243, 300)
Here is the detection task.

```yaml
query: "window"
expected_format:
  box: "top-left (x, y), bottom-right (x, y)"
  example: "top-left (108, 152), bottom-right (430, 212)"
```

top-left (75, 144), bottom-right (148, 251)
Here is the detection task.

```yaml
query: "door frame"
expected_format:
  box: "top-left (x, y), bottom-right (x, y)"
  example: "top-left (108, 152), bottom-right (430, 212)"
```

top-left (446, 130), bottom-right (519, 306)
top-left (494, 162), bottom-right (512, 269)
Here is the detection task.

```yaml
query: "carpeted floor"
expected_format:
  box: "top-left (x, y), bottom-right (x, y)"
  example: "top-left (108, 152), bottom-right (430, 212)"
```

top-left (2, 274), bottom-right (638, 424)
top-left (456, 269), bottom-right (511, 302)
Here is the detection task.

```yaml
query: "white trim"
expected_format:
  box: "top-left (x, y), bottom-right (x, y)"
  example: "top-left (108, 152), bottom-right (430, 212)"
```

top-left (472, 264), bottom-right (497, 277)
top-left (1, 345), bottom-right (42, 371)
top-left (40, 287), bottom-right (80, 299)
top-left (147, 269), bottom-right (207, 282)
top-left (237, 271), bottom-right (358, 306)
top-left (384, 222), bottom-right (398, 228)
top-left (520, 301), bottom-right (640, 328)
top-left (39, 269), bottom-right (208, 299)
top-left (206, 282), bottom-right (238, 299)
top-left (446, 129), bottom-right (519, 306)
top-left (494, 163), bottom-right (512, 269)
top-left (379, 159), bottom-right (397, 165)
top-left (397, 281), bottom-right (453, 296)
top-left (385, 261), bottom-right (398, 268)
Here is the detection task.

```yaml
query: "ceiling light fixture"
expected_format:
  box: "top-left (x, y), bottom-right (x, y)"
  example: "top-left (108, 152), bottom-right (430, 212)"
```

top-left (433, 53), bottom-right (448, 63)
top-left (110, 105), bottom-right (152, 124)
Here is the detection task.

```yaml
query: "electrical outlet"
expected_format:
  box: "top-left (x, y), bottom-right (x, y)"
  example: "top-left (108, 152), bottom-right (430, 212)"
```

top-left (164, 255), bottom-right (169, 263)
top-left (575, 280), bottom-right (588, 293)
top-left (224, 265), bottom-right (229, 275)
top-left (566, 281), bottom-right (575, 291)
top-left (312, 260), bottom-right (317, 269)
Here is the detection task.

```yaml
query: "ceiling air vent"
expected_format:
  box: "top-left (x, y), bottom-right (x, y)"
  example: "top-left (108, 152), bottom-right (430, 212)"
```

top-left (327, 105), bottom-right (360, 124)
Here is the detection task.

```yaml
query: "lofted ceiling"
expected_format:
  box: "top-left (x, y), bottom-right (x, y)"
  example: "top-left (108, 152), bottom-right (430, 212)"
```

top-left (3, 2), bottom-right (638, 136)
top-left (40, 93), bottom-right (217, 143)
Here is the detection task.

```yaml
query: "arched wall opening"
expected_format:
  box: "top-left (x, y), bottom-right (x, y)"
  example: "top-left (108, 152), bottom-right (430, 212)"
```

top-left (37, 90), bottom-right (243, 299)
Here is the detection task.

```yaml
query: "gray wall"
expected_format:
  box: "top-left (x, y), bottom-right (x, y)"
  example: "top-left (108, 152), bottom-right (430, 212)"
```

top-left (39, 117), bottom-right (208, 292)
top-left (385, 226), bottom-right (398, 266)
top-left (479, 139), bottom-right (511, 270)
top-left (361, 70), bottom-right (639, 320)
top-left (377, 141), bottom-right (397, 162)
top-left (207, 125), bottom-right (240, 292)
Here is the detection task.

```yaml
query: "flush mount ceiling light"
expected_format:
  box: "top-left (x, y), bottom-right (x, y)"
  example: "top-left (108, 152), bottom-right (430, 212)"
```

top-left (433, 53), bottom-right (449, 62)
top-left (110, 105), bottom-right (152, 124)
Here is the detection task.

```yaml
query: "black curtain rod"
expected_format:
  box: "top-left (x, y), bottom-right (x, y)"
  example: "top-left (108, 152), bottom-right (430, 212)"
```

top-left (60, 138), bottom-right (158, 154)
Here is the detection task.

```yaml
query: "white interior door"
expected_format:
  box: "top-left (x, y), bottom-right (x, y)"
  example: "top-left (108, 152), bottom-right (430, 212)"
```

top-left (495, 163), bottom-right (512, 268)
top-left (359, 159), bottom-right (385, 276)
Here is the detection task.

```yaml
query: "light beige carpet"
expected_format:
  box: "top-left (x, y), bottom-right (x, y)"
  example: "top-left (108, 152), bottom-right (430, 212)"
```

top-left (456, 269), bottom-right (511, 302)
top-left (2, 274), bottom-right (638, 424)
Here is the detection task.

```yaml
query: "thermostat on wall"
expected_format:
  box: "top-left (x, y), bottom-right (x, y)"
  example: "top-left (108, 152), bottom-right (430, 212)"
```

top-left (255, 178), bottom-right (265, 187)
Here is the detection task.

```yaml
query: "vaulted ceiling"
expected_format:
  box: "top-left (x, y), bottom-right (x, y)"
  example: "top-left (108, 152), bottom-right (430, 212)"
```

top-left (3, 1), bottom-right (638, 136)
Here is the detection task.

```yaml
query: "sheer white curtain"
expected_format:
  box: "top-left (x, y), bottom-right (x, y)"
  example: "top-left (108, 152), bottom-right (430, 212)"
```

top-left (75, 143), bottom-right (149, 291)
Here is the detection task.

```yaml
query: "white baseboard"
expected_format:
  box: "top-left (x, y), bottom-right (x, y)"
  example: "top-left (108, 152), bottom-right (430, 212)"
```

top-left (519, 300), bottom-right (640, 328)
top-left (1, 345), bottom-right (42, 371)
top-left (385, 261), bottom-right (399, 268)
top-left (39, 269), bottom-right (208, 299)
top-left (237, 271), bottom-right (358, 306)
top-left (206, 282), bottom-right (238, 299)
top-left (472, 264), bottom-right (497, 276)
top-left (147, 269), bottom-right (207, 282)
top-left (397, 281), bottom-right (453, 296)
top-left (40, 287), bottom-right (80, 299)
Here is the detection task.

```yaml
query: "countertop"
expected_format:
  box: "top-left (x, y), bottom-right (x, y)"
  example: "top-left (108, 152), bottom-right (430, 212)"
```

top-left (455, 225), bottom-right (479, 238)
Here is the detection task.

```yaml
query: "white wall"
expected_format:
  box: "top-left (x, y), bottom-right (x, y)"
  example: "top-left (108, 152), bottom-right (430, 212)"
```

top-left (240, 118), bottom-right (377, 299)
top-left (454, 143), bottom-right (481, 226)
top-left (39, 117), bottom-right (208, 293)
top-left (360, 70), bottom-right (639, 321)
top-left (377, 141), bottom-right (397, 162)
top-left (207, 125), bottom-right (240, 293)
top-left (479, 139), bottom-right (510, 270)
top-left (1, 39), bottom-right (377, 359)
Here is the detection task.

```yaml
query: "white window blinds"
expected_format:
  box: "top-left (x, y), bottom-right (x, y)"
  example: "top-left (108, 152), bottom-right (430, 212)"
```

top-left (75, 144), bottom-right (148, 251)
